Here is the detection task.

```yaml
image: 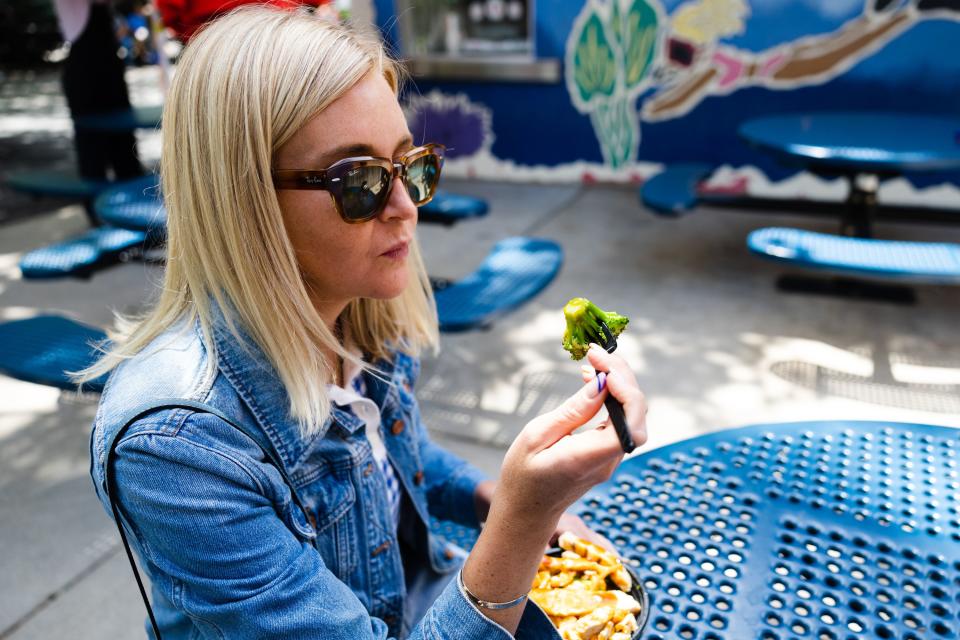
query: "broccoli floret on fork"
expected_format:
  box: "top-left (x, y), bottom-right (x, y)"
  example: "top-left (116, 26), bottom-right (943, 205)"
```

top-left (561, 297), bottom-right (629, 361)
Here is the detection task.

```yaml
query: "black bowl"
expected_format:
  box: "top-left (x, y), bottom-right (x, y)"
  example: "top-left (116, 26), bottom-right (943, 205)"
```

top-left (543, 548), bottom-right (650, 639)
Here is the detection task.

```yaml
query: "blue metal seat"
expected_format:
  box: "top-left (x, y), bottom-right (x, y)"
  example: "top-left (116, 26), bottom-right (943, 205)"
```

top-left (419, 191), bottom-right (489, 226)
top-left (748, 227), bottom-right (960, 282)
top-left (94, 175), bottom-right (167, 235)
top-left (0, 315), bottom-right (109, 391)
top-left (6, 169), bottom-right (111, 200)
top-left (74, 105), bottom-right (163, 132)
top-left (638, 163), bottom-right (715, 216)
top-left (435, 237), bottom-right (563, 332)
top-left (19, 226), bottom-right (147, 279)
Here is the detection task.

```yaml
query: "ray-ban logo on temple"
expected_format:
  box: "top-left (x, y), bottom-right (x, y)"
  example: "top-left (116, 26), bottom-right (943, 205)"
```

top-left (273, 144), bottom-right (445, 223)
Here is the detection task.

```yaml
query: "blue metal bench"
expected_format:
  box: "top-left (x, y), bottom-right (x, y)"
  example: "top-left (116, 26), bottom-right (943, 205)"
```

top-left (19, 226), bottom-right (148, 279)
top-left (0, 316), bottom-right (109, 391)
top-left (434, 237), bottom-right (563, 332)
top-left (5, 169), bottom-right (111, 200)
top-left (638, 163), bottom-right (715, 217)
top-left (748, 227), bottom-right (960, 283)
top-left (94, 175), bottom-right (167, 235)
top-left (73, 105), bottom-right (164, 132)
top-left (419, 191), bottom-right (489, 226)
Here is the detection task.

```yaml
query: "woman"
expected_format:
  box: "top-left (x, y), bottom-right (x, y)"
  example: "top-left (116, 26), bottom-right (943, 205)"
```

top-left (82, 6), bottom-right (648, 639)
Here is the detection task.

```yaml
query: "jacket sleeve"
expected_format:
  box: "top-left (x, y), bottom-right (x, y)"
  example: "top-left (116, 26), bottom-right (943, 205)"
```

top-left (109, 415), bottom-right (513, 640)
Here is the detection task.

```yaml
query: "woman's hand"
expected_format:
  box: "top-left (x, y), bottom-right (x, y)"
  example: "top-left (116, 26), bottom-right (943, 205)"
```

top-left (551, 512), bottom-right (619, 556)
top-left (461, 345), bottom-right (646, 634)
top-left (475, 485), bottom-right (619, 555)
top-left (495, 344), bottom-right (648, 530)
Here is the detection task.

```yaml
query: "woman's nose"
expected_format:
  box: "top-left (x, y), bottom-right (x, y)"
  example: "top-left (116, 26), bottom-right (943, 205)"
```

top-left (379, 174), bottom-right (418, 222)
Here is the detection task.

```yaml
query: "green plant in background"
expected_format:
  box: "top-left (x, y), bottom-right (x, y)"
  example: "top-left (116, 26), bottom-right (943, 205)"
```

top-left (565, 0), bottom-right (661, 169)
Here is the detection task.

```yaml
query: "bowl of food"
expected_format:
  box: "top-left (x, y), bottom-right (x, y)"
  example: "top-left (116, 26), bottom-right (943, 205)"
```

top-left (529, 533), bottom-right (650, 640)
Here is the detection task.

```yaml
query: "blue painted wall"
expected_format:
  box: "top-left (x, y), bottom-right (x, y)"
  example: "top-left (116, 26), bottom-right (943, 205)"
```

top-left (375, 0), bottom-right (960, 187)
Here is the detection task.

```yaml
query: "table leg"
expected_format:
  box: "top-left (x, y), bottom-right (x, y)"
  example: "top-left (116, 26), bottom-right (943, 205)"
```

top-left (842, 173), bottom-right (879, 238)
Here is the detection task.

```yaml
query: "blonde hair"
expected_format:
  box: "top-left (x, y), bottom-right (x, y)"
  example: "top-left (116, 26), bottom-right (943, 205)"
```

top-left (76, 5), bottom-right (439, 432)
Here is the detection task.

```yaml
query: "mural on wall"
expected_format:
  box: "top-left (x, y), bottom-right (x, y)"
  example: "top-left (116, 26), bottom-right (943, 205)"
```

top-left (566, 0), bottom-right (960, 170)
top-left (391, 0), bottom-right (960, 202)
top-left (565, 0), bottom-right (662, 168)
top-left (403, 91), bottom-right (495, 161)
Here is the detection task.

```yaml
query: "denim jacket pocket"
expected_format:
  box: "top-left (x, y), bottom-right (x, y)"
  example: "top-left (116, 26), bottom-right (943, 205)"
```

top-left (300, 468), bottom-right (358, 580)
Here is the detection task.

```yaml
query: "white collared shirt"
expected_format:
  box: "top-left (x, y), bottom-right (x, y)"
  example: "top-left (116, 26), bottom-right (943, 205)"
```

top-left (328, 353), bottom-right (402, 530)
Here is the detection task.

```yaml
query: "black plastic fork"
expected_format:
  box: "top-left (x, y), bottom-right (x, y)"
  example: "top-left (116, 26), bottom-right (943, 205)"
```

top-left (598, 321), bottom-right (636, 454)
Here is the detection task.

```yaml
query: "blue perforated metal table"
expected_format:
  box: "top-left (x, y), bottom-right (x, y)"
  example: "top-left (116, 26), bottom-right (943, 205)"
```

top-left (739, 113), bottom-right (960, 238)
top-left (433, 421), bottom-right (959, 640)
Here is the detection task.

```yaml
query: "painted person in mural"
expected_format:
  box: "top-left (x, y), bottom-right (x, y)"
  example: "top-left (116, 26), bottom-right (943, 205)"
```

top-left (565, 0), bottom-right (960, 167)
top-left (643, 0), bottom-right (960, 121)
top-left (81, 5), bottom-right (649, 639)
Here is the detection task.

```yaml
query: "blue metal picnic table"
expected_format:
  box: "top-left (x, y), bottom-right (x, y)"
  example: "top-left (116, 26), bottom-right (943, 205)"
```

top-left (435, 420), bottom-right (960, 640)
top-left (739, 112), bottom-right (960, 238)
top-left (739, 113), bottom-right (960, 299)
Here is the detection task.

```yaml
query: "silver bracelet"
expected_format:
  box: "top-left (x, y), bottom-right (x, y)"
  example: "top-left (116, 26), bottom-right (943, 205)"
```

top-left (457, 570), bottom-right (528, 611)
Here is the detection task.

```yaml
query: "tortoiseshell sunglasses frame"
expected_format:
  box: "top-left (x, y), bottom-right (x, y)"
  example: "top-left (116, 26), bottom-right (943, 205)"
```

top-left (272, 143), bottom-right (445, 223)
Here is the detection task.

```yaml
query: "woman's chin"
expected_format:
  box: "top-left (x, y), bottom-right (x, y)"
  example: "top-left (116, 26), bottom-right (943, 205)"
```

top-left (368, 272), bottom-right (410, 300)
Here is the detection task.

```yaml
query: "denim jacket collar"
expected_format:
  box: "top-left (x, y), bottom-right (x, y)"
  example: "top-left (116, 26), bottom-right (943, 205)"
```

top-left (209, 301), bottom-right (401, 469)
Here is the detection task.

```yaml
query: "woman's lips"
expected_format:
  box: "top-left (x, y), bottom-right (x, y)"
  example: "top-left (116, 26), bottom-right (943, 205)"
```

top-left (380, 242), bottom-right (409, 260)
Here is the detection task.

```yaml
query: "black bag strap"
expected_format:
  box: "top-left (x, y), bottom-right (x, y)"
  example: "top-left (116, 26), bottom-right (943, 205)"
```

top-left (103, 398), bottom-right (315, 640)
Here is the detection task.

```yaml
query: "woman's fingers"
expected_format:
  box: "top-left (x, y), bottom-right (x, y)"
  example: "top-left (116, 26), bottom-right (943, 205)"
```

top-left (522, 374), bottom-right (608, 449)
top-left (544, 424), bottom-right (623, 484)
top-left (551, 512), bottom-right (621, 557)
top-left (585, 345), bottom-right (648, 448)
top-left (585, 345), bottom-right (640, 391)
top-left (580, 364), bottom-right (595, 384)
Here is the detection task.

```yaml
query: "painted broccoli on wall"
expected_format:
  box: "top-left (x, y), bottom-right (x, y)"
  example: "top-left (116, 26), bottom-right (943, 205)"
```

top-left (565, 0), bottom-right (661, 169)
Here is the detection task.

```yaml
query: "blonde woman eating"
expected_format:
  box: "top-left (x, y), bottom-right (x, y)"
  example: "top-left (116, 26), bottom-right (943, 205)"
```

top-left (82, 6), bottom-right (648, 639)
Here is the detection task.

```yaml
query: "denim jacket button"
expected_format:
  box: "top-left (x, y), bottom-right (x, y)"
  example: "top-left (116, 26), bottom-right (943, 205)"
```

top-left (413, 470), bottom-right (424, 485)
top-left (363, 462), bottom-right (375, 477)
top-left (391, 419), bottom-right (404, 435)
top-left (444, 547), bottom-right (456, 560)
top-left (371, 540), bottom-right (392, 557)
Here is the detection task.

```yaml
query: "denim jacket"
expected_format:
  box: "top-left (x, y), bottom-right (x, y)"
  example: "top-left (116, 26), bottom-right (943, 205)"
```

top-left (89, 311), bottom-right (559, 639)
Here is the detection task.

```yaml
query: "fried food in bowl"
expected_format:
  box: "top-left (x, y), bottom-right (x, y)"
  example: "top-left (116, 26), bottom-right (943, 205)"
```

top-left (529, 533), bottom-right (649, 640)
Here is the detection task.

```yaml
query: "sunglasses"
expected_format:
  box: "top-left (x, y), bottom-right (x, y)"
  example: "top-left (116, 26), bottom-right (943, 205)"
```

top-left (272, 143), bottom-right (445, 223)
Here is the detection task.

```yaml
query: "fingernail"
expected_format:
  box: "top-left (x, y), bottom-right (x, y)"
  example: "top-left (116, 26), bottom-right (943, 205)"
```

top-left (586, 372), bottom-right (605, 398)
top-left (588, 343), bottom-right (603, 353)
top-left (581, 364), bottom-right (594, 376)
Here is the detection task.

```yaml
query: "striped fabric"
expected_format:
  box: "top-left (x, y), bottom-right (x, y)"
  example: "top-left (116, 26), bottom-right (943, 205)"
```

top-left (352, 374), bottom-right (402, 528)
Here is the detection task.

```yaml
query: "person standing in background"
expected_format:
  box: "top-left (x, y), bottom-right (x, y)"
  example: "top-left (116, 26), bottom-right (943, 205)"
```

top-left (54, 0), bottom-right (144, 187)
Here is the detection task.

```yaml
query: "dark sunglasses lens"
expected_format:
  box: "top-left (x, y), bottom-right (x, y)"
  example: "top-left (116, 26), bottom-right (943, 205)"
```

top-left (406, 153), bottom-right (441, 204)
top-left (340, 165), bottom-right (391, 220)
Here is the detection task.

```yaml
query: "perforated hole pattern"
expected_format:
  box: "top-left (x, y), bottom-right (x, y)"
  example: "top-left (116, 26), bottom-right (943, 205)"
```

top-left (716, 427), bottom-right (959, 538)
top-left (762, 519), bottom-right (959, 639)
top-left (576, 455), bottom-right (759, 640)
top-left (570, 422), bottom-right (959, 639)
